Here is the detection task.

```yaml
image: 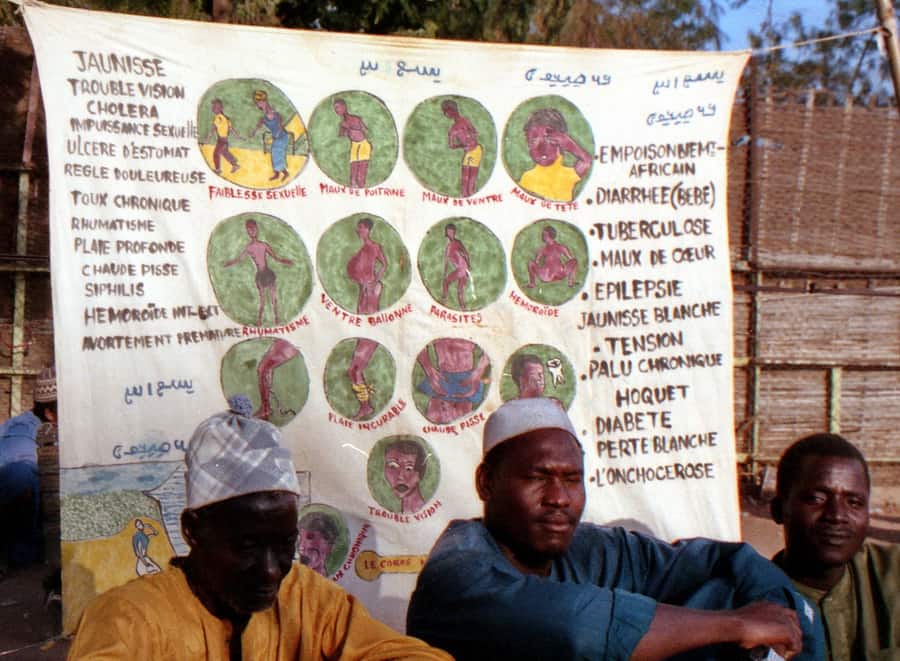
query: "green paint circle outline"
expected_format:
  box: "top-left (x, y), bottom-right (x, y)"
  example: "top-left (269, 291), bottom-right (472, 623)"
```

top-left (411, 338), bottom-right (492, 424)
top-left (403, 95), bottom-right (497, 198)
top-left (308, 91), bottom-right (398, 188)
top-left (298, 503), bottom-right (349, 578)
top-left (207, 212), bottom-right (313, 328)
top-left (499, 343), bottom-right (576, 409)
top-left (417, 217), bottom-right (507, 312)
top-left (219, 337), bottom-right (309, 427)
top-left (510, 219), bottom-right (589, 306)
top-left (323, 338), bottom-right (397, 421)
top-left (501, 95), bottom-right (595, 202)
top-left (197, 78), bottom-right (309, 189)
top-left (316, 213), bottom-right (411, 314)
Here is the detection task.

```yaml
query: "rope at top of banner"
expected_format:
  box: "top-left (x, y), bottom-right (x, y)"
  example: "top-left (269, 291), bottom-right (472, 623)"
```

top-left (4, 0), bottom-right (886, 57)
top-left (749, 26), bottom-right (884, 56)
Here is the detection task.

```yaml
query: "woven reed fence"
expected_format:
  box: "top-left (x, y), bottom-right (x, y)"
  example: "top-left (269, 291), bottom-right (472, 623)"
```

top-left (727, 81), bottom-right (900, 478)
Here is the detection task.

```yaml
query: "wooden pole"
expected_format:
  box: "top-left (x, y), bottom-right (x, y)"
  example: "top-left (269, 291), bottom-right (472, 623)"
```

top-left (875, 0), bottom-right (900, 104)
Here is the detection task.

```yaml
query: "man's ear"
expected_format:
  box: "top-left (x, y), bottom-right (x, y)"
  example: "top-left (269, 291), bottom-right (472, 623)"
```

top-left (181, 508), bottom-right (201, 548)
top-left (475, 462), bottom-right (492, 503)
top-left (770, 496), bottom-right (784, 525)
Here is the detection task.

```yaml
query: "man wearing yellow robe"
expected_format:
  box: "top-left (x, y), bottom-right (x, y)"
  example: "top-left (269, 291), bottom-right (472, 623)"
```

top-left (68, 396), bottom-right (450, 661)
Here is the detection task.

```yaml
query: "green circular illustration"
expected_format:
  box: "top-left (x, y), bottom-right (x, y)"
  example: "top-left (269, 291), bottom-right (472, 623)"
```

top-left (412, 338), bottom-right (491, 424)
top-left (324, 338), bottom-right (396, 422)
top-left (197, 79), bottom-right (310, 189)
top-left (511, 219), bottom-right (588, 306)
top-left (297, 503), bottom-right (349, 578)
top-left (499, 344), bottom-right (576, 410)
top-left (208, 213), bottom-right (312, 328)
top-left (403, 95), bottom-right (497, 198)
top-left (220, 337), bottom-right (309, 427)
top-left (308, 91), bottom-right (398, 189)
top-left (502, 95), bottom-right (595, 202)
top-left (316, 214), bottom-right (411, 314)
top-left (367, 435), bottom-right (440, 515)
top-left (417, 218), bottom-right (506, 312)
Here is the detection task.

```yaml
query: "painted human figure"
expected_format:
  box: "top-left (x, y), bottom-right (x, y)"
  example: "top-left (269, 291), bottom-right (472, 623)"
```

top-left (347, 218), bottom-right (387, 315)
top-left (383, 440), bottom-right (427, 514)
top-left (250, 90), bottom-right (290, 182)
top-left (207, 99), bottom-right (240, 175)
top-left (441, 224), bottom-right (471, 310)
top-left (297, 512), bottom-right (337, 578)
top-left (254, 338), bottom-right (300, 421)
top-left (519, 108), bottom-right (591, 202)
top-left (417, 338), bottom-right (490, 424)
top-left (132, 519), bottom-right (161, 577)
top-left (526, 225), bottom-right (577, 289)
top-left (223, 219), bottom-right (294, 327)
top-left (345, 219), bottom-right (387, 419)
top-left (441, 100), bottom-right (482, 198)
top-left (333, 98), bottom-right (370, 188)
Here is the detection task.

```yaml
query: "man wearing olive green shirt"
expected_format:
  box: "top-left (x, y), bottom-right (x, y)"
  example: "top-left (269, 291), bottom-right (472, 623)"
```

top-left (772, 433), bottom-right (900, 661)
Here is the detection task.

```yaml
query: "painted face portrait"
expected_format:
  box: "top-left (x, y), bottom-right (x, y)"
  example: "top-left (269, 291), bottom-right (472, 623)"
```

top-left (384, 446), bottom-right (424, 501)
top-left (296, 510), bottom-right (340, 576)
top-left (525, 122), bottom-right (561, 166)
top-left (516, 359), bottom-right (545, 398)
top-left (367, 435), bottom-right (438, 515)
top-left (298, 527), bottom-right (334, 576)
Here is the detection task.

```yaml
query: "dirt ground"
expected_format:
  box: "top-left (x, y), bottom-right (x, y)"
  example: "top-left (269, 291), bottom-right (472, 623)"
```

top-left (2, 487), bottom-right (898, 659)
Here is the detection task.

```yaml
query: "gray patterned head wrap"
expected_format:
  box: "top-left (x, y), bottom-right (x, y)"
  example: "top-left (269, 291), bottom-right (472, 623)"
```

top-left (185, 401), bottom-right (300, 510)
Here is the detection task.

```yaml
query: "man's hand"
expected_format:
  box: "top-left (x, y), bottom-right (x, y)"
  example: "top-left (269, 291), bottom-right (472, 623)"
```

top-left (733, 601), bottom-right (801, 659)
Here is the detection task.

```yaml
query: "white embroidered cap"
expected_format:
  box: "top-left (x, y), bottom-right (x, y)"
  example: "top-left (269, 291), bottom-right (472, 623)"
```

top-left (34, 366), bottom-right (57, 403)
top-left (482, 397), bottom-right (578, 456)
top-left (185, 396), bottom-right (301, 510)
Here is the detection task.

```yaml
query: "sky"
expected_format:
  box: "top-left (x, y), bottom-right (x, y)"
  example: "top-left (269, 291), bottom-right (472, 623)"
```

top-left (719, 0), bottom-right (833, 50)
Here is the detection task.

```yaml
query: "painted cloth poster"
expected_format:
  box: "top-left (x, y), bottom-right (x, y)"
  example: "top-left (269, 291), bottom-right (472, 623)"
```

top-left (23, 0), bottom-right (749, 632)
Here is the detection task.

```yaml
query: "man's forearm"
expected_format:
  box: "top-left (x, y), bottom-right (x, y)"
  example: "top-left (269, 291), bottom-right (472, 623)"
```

top-left (631, 601), bottom-right (802, 661)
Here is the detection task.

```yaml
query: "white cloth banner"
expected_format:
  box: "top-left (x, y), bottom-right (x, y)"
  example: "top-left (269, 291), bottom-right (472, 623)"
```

top-left (24, 0), bottom-right (747, 632)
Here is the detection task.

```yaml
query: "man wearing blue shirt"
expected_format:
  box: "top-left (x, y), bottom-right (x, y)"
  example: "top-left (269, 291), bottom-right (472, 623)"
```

top-left (0, 366), bottom-right (56, 571)
top-left (407, 398), bottom-right (823, 660)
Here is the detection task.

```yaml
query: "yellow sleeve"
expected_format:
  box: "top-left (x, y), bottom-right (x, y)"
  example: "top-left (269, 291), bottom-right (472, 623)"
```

top-left (67, 592), bottom-right (166, 659)
top-left (291, 566), bottom-right (453, 660)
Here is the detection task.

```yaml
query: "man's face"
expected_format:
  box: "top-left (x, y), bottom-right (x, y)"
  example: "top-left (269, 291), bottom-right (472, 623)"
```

top-left (186, 492), bottom-right (299, 616)
top-left (356, 222), bottom-right (370, 239)
top-left (778, 455), bottom-right (869, 571)
top-left (525, 123), bottom-right (560, 166)
top-left (384, 447), bottom-right (422, 500)
top-left (480, 429), bottom-right (584, 573)
top-left (334, 101), bottom-right (346, 116)
top-left (212, 101), bottom-right (223, 114)
top-left (246, 221), bottom-right (258, 238)
top-left (298, 527), bottom-right (333, 575)
top-left (517, 362), bottom-right (545, 398)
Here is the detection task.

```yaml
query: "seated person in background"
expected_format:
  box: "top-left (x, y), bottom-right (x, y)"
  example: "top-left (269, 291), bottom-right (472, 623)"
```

top-left (771, 433), bottom-right (900, 660)
top-left (407, 397), bottom-right (823, 660)
top-left (0, 365), bottom-right (56, 571)
top-left (69, 395), bottom-right (451, 661)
